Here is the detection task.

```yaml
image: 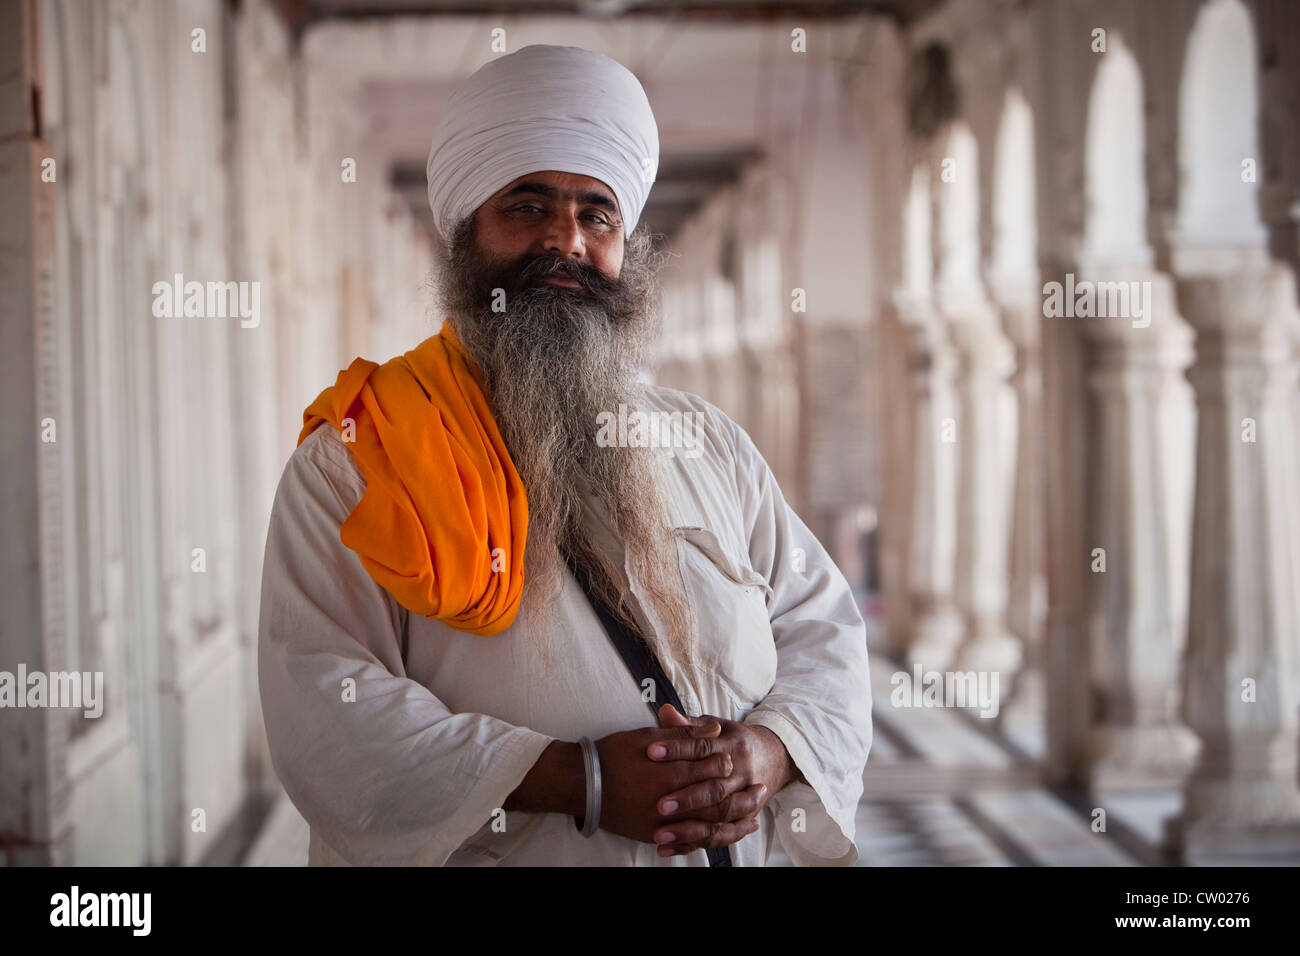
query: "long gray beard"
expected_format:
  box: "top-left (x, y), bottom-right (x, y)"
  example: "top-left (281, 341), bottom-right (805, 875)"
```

top-left (434, 218), bottom-right (699, 683)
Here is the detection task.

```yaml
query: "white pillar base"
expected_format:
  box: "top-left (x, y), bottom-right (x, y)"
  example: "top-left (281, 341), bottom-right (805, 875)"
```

top-left (907, 601), bottom-right (964, 671)
top-left (1087, 723), bottom-right (1200, 790)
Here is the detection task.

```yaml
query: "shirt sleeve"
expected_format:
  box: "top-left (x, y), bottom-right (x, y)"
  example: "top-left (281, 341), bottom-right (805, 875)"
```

top-left (257, 428), bottom-right (555, 866)
top-left (726, 416), bottom-right (873, 867)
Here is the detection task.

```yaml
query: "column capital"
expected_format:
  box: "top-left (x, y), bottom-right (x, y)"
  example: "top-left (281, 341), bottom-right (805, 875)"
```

top-left (986, 275), bottom-right (1041, 350)
top-left (1173, 262), bottom-right (1299, 340)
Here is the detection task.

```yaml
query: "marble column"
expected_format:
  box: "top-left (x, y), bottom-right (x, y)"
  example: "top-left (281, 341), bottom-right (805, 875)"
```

top-left (1168, 262), bottom-right (1300, 862)
top-left (877, 304), bottom-right (918, 661)
top-left (729, 339), bottom-right (800, 503)
top-left (991, 281), bottom-right (1048, 738)
top-left (1076, 268), bottom-right (1199, 788)
top-left (944, 294), bottom-right (1021, 676)
top-left (902, 303), bottom-right (964, 670)
top-left (0, 0), bottom-right (69, 864)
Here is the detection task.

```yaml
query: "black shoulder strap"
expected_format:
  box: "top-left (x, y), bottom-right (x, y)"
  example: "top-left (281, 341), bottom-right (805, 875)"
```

top-left (563, 547), bottom-right (732, 868)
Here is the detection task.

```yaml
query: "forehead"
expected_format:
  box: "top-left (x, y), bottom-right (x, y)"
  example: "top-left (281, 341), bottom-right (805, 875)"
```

top-left (487, 170), bottom-right (620, 209)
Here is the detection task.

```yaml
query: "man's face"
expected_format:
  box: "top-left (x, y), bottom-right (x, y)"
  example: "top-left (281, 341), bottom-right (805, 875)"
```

top-left (471, 170), bottom-right (626, 295)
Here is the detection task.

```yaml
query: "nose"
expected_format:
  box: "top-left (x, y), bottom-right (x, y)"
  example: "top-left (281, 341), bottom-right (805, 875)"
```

top-left (539, 208), bottom-right (587, 261)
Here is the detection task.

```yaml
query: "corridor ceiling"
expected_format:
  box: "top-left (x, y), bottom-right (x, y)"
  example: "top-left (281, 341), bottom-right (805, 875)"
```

top-left (282, 0), bottom-right (917, 241)
top-left (276, 0), bottom-right (944, 30)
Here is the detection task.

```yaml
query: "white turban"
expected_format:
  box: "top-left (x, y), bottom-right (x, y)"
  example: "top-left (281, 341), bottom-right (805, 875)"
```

top-left (426, 44), bottom-right (659, 245)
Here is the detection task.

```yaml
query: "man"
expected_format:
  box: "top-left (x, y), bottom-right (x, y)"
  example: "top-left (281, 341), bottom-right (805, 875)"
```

top-left (258, 43), bottom-right (872, 866)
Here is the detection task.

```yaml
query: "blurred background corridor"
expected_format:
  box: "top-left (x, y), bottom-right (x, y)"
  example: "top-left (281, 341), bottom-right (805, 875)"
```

top-left (3, 0), bottom-right (1300, 866)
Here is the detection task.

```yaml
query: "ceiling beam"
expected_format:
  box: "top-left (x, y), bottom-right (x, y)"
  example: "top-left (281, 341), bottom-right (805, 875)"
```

top-left (286, 0), bottom-right (942, 33)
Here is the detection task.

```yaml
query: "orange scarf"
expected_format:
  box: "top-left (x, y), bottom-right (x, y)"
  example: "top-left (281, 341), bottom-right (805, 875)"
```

top-left (298, 318), bottom-right (527, 635)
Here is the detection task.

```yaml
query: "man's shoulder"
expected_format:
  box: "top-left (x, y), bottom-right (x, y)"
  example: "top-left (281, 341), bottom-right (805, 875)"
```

top-left (636, 382), bottom-right (774, 488)
top-left (284, 425), bottom-right (367, 498)
top-left (640, 382), bottom-right (735, 431)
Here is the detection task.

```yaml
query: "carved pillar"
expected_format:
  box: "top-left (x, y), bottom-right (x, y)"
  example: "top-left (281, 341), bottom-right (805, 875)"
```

top-left (877, 303), bottom-right (917, 660)
top-left (944, 295), bottom-right (1021, 676)
top-left (992, 281), bottom-right (1048, 731)
top-left (1167, 263), bottom-right (1300, 862)
top-left (902, 304), bottom-right (963, 670)
top-left (0, 0), bottom-right (70, 863)
top-left (1076, 268), bottom-right (1199, 788)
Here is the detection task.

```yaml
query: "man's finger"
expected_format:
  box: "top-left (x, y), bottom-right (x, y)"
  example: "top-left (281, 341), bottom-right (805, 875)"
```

top-left (678, 751), bottom-right (732, 784)
top-left (658, 781), bottom-right (766, 820)
top-left (646, 729), bottom-right (723, 762)
top-left (656, 704), bottom-right (721, 729)
top-left (646, 721), bottom-right (722, 759)
top-left (656, 703), bottom-right (693, 727)
top-left (655, 815), bottom-right (761, 857)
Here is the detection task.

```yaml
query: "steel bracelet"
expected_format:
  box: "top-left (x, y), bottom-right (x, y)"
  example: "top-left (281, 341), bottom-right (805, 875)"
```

top-left (576, 736), bottom-right (601, 838)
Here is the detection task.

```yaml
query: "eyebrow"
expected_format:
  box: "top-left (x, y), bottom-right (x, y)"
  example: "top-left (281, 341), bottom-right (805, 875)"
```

top-left (500, 181), bottom-right (620, 214)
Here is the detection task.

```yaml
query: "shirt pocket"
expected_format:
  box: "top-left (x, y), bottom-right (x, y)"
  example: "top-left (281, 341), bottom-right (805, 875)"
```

top-left (672, 526), bottom-right (777, 712)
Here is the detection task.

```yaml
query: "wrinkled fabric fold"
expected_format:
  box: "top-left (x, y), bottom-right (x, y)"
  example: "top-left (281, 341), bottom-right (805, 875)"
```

top-left (298, 317), bottom-right (527, 635)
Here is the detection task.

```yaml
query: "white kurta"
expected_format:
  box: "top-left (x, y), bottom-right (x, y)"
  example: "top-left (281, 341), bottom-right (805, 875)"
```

top-left (257, 383), bottom-right (873, 866)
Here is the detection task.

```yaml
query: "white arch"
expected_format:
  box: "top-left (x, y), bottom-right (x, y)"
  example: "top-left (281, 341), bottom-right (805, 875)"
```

top-left (937, 122), bottom-right (982, 293)
top-left (1083, 35), bottom-right (1150, 266)
top-left (991, 87), bottom-right (1036, 282)
top-left (1177, 0), bottom-right (1265, 246)
top-left (902, 164), bottom-right (933, 300)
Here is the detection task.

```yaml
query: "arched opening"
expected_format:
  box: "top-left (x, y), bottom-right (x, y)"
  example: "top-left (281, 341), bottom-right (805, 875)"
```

top-left (991, 87), bottom-right (1036, 283)
top-left (1177, 0), bottom-right (1265, 247)
top-left (902, 163), bottom-right (933, 300)
top-left (936, 122), bottom-right (982, 296)
top-left (1083, 35), bottom-right (1149, 266)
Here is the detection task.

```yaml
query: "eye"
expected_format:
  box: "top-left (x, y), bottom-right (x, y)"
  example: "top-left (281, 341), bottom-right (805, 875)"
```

top-left (508, 203), bottom-right (614, 227)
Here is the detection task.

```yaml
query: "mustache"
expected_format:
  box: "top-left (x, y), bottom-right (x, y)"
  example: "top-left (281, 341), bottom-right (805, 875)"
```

top-left (500, 253), bottom-right (623, 301)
